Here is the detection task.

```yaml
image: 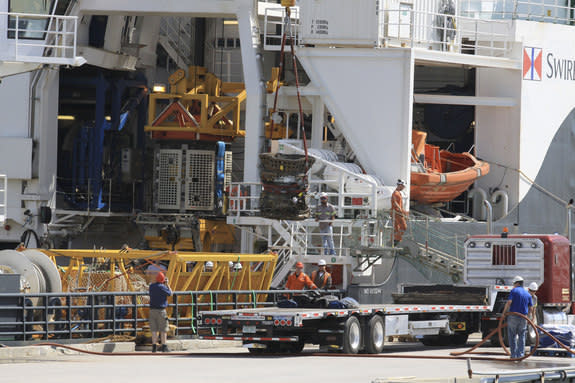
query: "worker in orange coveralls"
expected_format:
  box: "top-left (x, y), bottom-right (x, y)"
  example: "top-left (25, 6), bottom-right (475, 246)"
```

top-left (285, 262), bottom-right (317, 291)
top-left (392, 179), bottom-right (408, 246)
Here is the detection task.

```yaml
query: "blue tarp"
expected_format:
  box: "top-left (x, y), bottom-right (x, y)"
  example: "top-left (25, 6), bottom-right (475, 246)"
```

top-left (538, 324), bottom-right (575, 348)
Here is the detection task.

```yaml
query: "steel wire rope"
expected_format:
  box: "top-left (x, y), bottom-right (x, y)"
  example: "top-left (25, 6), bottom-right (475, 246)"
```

top-left (486, 160), bottom-right (567, 206)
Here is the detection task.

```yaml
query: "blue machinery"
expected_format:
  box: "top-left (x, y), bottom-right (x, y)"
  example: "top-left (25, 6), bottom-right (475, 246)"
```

top-left (60, 71), bottom-right (148, 211)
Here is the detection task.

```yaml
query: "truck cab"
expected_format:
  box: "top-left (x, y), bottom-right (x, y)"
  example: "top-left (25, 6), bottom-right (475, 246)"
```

top-left (465, 234), bottom-right (572, 344)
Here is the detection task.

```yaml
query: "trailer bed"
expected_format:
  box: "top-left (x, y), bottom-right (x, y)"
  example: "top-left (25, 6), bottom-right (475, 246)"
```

top-left (198, 303), bottom-right (493, 353)
top-left (200, 303), bottom-right (492, 328)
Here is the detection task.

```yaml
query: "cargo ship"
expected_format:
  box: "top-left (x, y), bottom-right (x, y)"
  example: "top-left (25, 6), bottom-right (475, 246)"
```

top-left (0, 0), bottom-right (573, 295)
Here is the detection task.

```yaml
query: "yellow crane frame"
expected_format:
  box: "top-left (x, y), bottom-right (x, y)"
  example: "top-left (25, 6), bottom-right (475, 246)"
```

top-left (145, 66), bottom-right (246, 139)
top-left (40, 249), bottom-right (276, 327)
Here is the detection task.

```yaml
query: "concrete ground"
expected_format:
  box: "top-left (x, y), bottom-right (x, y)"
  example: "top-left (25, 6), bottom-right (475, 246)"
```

top-left (1, 338), bottom-right (575, 383)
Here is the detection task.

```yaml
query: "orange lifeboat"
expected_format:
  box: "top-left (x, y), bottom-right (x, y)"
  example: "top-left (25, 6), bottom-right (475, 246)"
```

top-left (410, 130), bottom-right (489, 204)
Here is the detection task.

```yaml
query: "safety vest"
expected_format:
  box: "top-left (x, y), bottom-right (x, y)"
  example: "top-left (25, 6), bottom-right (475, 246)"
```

top-left (311, 270), bottom-right (331, 289)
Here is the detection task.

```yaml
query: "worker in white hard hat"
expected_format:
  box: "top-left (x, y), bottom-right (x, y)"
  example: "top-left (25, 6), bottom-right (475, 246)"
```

top-left (527, 282), bottom-right (538, 321)
top-left (502, 275), bottom-right (534, 359)
top-left (315, 192), bottom-right (336, 256)
top-left (311, 259), bottom-right (332, 289)
top-left (204, 261), bottom-right (214, 272)
top-left (233, 262), bottom-right (243, 271)
top-left (392, 180), bottom-right (408, 246)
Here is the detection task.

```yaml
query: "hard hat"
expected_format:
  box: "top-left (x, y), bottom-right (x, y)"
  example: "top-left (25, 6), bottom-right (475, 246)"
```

top-left (528, 282), bottom-right (538, 291)
top-left (318, 259), bottom-right (327, 266)
top-left (206, 261), bottom-right (214, 267)
top-left (512, 275), bottom-right (524, 284)
top-left (228, 261), bottom-right (234, 267)
top-left (320, 192), bottom-right (328, 199)
top-left (397, 179), bottom-right (406, 186)
top-left (295, 261), bottom-right (304, 268)
top-left (234, 263), bottom-right (243, 270)
top-left (156, 272), bottom-right (166, 283)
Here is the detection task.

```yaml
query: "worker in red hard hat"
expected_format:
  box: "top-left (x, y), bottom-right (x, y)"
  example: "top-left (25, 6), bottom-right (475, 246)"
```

top-left (285, 262), bottom-right (317, 291)
top-left (148, 272), bottom-right (172, 352)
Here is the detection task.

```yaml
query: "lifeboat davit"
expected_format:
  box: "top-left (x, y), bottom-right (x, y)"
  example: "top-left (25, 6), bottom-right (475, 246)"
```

top-left (410, 130), bottom-right (489, 204)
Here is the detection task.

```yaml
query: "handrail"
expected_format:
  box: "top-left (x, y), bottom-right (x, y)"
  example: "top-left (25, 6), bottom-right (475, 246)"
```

top-left (2, 11), bottom-right (82, 66)
top-left (379, 8), bottom-right (513, 57)
top-left (0, 289), bottom-right (344, 342)
top-left (461, 0), bottom-right (575, 24)
top-left (0, 174), bottom-right (6, 224)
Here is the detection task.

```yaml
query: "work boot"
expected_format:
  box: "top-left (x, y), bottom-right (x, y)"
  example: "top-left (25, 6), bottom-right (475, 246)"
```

top-left (152, 344), bottom-right (157, 353)
top-left (160, 344), bottom-right (170, 352)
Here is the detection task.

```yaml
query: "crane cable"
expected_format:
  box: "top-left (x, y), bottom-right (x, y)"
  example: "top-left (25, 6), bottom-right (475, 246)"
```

top-left (268, 5), bottom-right (309, 168)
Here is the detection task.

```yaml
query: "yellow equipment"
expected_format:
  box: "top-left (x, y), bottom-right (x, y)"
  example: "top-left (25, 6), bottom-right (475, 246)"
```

top-left (145, 66), bottom-right (246, 140)
top-left (145, 219), bottom-right (236, 251)
top-left (40, 248), bottom-right (277, 332)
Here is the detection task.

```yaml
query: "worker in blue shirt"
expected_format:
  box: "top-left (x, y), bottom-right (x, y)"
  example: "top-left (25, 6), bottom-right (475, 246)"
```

top-left (502, 275), bottom-right (534, 359)
top-left (149, 272), bottom-right (173, 352)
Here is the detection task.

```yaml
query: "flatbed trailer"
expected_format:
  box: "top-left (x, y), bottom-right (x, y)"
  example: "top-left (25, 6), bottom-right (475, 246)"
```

top-left (197, 234), bottom-right (569, 354)
top-left (198, 303), bottom-right (492, 354)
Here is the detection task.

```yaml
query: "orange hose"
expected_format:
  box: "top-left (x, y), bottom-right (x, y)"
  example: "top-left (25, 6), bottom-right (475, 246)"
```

top-left (451, 311), bottom-right (540, 361)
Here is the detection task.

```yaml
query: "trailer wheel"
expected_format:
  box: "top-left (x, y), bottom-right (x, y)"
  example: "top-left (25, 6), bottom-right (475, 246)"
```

top-left (451, 333), bottom-right (468, 346)
top-left (287, 340), bottom-right (305, 354)
top-left (420, 335), bottom-right (441, 346)
top-left (247, 347), bottom-right (266, 355)
top-left (365, 315), bottom-right (385, 354)
top-left (342, 316), bottom-right (362, 354)
top-left (487, 327), bottom-right (508, 347)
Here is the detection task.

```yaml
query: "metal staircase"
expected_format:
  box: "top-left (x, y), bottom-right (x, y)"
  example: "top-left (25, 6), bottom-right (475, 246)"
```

top-left (400, 213), bottom-right (466, 279)
top-left (158, 17), bottom-right (195, 70)
top-left (269, 220), bottom-right (308, 287)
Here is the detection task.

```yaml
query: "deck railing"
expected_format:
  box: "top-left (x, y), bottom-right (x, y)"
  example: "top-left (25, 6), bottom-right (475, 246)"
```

top-left (0, 289), bottom-right (343, 342)
top-left (2, 11), bottom-right (82, 66)
top-left (0, 174), bottom-right (6, 224)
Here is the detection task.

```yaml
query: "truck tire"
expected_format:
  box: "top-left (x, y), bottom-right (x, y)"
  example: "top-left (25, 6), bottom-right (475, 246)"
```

top-left (365, 315), bottom-right (385, 354)
top-left (420, 335), bottom-right (441, 346)
top-left (451, 333), bottom-right (469, 346)
top-left (247, 347), bottom-right (265, 355)
top-left (342, 316), bottom-right (362, 354)
top-left (488, 327), bottom-right (508, 347)
top-left (287, 340), bottom-right (305, 354)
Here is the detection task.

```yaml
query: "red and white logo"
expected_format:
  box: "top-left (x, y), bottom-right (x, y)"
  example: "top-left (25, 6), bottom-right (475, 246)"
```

top-left (523, 47), bottom-right (542, 81)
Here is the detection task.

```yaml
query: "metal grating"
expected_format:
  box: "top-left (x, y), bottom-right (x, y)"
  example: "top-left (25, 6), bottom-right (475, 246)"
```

top-left (224, 151), bottom-right (233, 190)
top-left (156, 149), bottom-right (182, 210)
top-left (464, 238), bottom-right (544, 286)
top-left (184, 150), bottom-right (215, 211)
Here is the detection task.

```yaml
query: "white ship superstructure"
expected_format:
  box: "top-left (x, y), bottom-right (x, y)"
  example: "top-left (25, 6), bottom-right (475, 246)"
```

top-left (0, 0), bottom-right (573, 293)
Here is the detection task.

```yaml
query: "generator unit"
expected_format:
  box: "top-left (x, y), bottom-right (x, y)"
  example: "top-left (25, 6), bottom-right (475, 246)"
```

top-left (153, 142), bottom-right (232, 213)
